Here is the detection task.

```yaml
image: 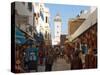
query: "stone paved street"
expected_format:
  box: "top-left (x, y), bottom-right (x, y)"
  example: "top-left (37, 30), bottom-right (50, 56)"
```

top-left (52, 57), bottom-right (71, 71)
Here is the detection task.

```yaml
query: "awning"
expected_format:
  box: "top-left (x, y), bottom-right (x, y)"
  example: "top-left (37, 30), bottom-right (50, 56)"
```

top-left (26, 48), bottom-right (38, 52)
top-left (15, 27), bottom-right (27, 44)
top-left (15, 26), bottom-right (36, 45)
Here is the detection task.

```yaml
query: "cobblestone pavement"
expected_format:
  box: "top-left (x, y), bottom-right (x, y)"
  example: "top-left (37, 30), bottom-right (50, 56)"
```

top-left (52, 57), bottom-right (71, 71)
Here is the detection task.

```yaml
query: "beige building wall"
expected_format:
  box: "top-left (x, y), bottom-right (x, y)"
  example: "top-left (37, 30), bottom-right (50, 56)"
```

top-left (68, 18), bottom-right (85, 35)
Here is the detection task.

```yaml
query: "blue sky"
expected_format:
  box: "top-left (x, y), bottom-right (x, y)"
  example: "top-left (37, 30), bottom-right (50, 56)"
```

top-left (45, 3), bottom-right (90, 38)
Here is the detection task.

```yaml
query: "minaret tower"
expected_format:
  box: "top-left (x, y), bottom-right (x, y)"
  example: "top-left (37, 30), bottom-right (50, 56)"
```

top-left (54, 13), bottom-right (62, 45)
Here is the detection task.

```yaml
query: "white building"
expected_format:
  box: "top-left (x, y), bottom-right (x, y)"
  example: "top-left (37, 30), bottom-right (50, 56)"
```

top-left (33, 3), bottom-right (51, 45)
top-left (53, 13), bottom-right (62, 45)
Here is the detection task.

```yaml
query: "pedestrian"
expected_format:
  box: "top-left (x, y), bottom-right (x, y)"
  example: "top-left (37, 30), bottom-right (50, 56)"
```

top-left (64, 54), bottom-right (71, 70)
top-left (79, 50), bottom-right (85, 68)
top-left (85, 48), bottom-right (97, 69)
top-left (71, 50), bottom-right (83, 70)
top-left (45, 49), bottom-right (53, 71)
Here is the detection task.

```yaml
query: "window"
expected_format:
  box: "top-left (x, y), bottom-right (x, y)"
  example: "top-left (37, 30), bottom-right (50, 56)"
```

top-left (46, 16), bottom-right (48, 23)
top-left (57, 31), bottom-right (59, 34)
top-left (45, 31), bottom-right (48, 39)
top-left (40, 11), bottom-right (44, 20)
top-left (34, 13), bottom-right (36, 17)
top-left (28, 3), bottom-right (32, 11)
top-left (22, 2), bottom-right (25, 5)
